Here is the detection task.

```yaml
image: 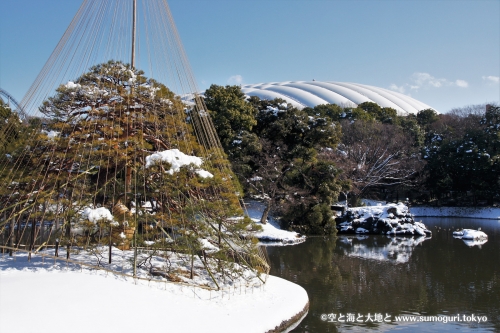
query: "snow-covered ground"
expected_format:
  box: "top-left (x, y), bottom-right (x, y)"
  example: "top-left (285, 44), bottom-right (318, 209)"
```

top-left (0, 249), bottom-right (309, 333)
top-left (251, 220), bottom-right (306, 245)
top-left (244, 201), bottom-right (306, 246)
top-left (410, 206), bottom-right (500, 219)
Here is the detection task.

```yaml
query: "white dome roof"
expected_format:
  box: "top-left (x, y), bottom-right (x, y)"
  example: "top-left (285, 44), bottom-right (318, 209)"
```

top-left (240, 81), bottom-right (434, 115)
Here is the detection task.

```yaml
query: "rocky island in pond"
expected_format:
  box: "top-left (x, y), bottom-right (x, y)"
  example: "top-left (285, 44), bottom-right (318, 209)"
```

top-left (336, 203), bottom-right (432, 236)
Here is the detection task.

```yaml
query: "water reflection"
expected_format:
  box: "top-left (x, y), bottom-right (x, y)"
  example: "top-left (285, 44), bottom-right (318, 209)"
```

top-left (337, 235), bottom-right (430, 263)
top-left (267, 218), bottom-right (500, 332)
top-left (460, 238), bottom-right (488, 247)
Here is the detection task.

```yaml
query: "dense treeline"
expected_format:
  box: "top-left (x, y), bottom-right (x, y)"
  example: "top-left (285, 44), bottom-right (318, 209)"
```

top-left (204, 84), bottom-right (500, 234)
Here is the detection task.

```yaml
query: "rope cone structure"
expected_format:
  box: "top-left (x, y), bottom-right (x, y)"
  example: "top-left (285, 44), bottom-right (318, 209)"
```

top-left (0, 0), bottom-right (269, 289)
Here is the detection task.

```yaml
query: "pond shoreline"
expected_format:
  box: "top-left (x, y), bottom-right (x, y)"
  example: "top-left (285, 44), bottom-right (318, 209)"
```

top-left (265, 302), bottom-right (309, 333)
top-left (410, 206), bottom-right (500, 219)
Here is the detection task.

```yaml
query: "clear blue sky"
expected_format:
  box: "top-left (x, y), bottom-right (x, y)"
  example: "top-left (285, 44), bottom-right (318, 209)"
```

top-left (1, 0), bottom-right (499, 113)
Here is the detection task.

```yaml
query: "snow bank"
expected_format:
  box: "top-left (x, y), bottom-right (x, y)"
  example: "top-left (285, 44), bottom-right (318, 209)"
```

top-left (251, 219), bottom-right (306, 245)
top-left (145, 149), bottom-right (213, 178)
top-left (244, 201), bottom-right (306, 246)
top-left (0, 251), bottom-right (308, 333)
top-left (411, 206), bottom-right (500, 219)
top-left (337, 203), bottom-right (432, 236)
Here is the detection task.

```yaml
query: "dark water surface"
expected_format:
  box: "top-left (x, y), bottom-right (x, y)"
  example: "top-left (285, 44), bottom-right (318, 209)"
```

top-left (267, 218), bottom-right (500, 332)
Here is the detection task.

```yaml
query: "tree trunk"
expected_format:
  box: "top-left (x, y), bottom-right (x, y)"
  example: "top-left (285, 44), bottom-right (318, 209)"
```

top-left (260, 199), bottom-right (271, 225)
top-left (28, 219), bottom-right (36, 261)
top-left (8, 217), bottom-right (14, 256)
top-left (218, 221), bottom-right (221, 246)
top-left (108, 225), bottom-right (112, 264)
top-left (190, 254), bottom-right (194, 279)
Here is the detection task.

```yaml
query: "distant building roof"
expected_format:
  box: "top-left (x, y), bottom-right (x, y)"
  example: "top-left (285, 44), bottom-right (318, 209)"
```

top-left (239, 81), bottom-right (434, 115)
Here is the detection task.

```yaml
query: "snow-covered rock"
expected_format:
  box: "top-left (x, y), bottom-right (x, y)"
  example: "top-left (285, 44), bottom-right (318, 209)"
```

top-left (453, 229), bottom-right (488, 247)
top-left (453, 229), bottom-right (488, 240)
top-left (336, 203), bottom-right (432, 236)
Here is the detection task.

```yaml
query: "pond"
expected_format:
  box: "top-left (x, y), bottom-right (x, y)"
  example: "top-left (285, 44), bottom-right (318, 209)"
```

top-left (267, 217), bottom-right (500, 332)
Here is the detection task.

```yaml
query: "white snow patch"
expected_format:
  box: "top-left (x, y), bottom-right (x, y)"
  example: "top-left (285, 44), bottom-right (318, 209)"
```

top-left (81, 207), bottom-right (114, 223)
top-left (195, 169), bottom-right (213, 179)
top-left (41, 130), bottom-right (60, 140)
top-left (65, 81), bottom-right (81, 89)
top-left (198, 238), bottom-right (219, 253)
top-left (145, 149), bottom-right (212, 178)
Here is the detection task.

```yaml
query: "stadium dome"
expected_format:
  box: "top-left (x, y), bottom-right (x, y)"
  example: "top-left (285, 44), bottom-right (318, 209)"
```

top-left (239, 81), bottom-right (434, 115)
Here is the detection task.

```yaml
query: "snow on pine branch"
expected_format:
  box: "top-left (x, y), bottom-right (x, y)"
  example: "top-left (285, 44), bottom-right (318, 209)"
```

top-left (145, 149), bottom-right (213, 178)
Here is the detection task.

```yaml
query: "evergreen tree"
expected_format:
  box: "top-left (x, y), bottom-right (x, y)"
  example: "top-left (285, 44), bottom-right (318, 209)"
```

top-left (205, 87), bottom-right (343, 234)
top-left (0, 61), bottom-right (262, 282)
top-left (204, 84), bottom-right (257, 150)
top-left (0, 99), bottom-right (24, 154)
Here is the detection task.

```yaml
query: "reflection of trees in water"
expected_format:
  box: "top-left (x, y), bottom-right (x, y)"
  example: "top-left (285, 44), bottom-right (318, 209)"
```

top-left (335, 232), bottom-right (500, 326)
top-left (268, 237), bottom-right (342, 333)
top-left (338, 235), bottom-right (429, 263)
top-left (268, 229), bottom-right (500, 332)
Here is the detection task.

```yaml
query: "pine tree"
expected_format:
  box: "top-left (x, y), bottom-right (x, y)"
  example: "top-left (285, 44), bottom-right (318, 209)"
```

top-left (0, 61), bottom-right (265, 284)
